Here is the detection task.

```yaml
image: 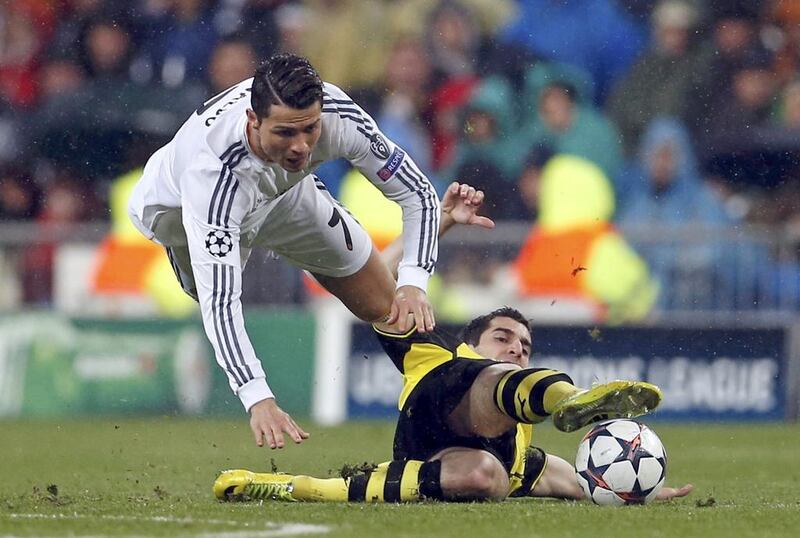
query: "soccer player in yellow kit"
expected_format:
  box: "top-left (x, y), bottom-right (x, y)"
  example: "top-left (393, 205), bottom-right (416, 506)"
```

top-left (214, 184), bottom-right (693, 503)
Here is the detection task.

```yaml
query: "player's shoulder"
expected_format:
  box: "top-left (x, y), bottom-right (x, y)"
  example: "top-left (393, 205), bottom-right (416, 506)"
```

top-left (188, 78), bottom-right (253, 157)
top-left (321, 82), bottom-right (354, 104)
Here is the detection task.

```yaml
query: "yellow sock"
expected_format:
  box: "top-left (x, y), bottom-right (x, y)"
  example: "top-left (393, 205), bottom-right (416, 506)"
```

top-left (494, 368), bottom-right (578, 423)
top-left (290, 460), bottom-right (442, 503)
top-left (291, 475), bottom-right (348, 502)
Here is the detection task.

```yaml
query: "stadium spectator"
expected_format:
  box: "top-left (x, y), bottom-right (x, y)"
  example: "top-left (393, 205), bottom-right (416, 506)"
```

top-left (702, 47), bottom-right (787, 188)
top-left (298, 0), bottom-right (392, 90)
top-left (375, 38), bottom-right (437, 182)
top-left (20, 176), bottom-right (94, 305)
top-left (687, 2), bottom-right (763, 147)
top-left (519, 65), bottom-right (623, 179)
top-left (0, 167), bottom-right (40, 221)
top-left (617, 118), bottom-right (735, 310)
top-left (448, 77), bottom-right (524, 219)
top-left (136, 0), bottom-right (220, 88)
top-left (214, 0), bottom-right (282, 62)
top-left (770, 0), bottom-right (800, 85)
top-left (510, 153), bottom-right (657, 323)
top-left (0, 1), bottom-right (56, 109)
top-left (499, 0), bottom-right (647, 103)
top-left (607, 0), bottom-right (707, 156)
top-left (207, 38), bottom-right (258, 94)
top-left (44, 0), bottom-right (112, 66)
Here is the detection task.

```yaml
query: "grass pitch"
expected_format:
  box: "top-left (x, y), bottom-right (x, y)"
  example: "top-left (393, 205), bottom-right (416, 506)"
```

top-left (1, 418), bottom-right (798, 537)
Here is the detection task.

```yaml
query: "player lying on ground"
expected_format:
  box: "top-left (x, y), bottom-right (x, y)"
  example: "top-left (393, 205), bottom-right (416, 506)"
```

top-left (128, 53), bottom-right (440, 450)
top-left (213, 184), bottom-right (693, 503)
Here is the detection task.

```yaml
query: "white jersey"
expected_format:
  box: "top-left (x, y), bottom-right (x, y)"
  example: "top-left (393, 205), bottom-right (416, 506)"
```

top-left (129, 79), bottom-right (439, 410)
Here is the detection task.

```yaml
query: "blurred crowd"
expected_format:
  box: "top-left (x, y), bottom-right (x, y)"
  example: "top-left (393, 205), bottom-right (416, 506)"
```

top-left (2, 0), bottom-right (800, 315)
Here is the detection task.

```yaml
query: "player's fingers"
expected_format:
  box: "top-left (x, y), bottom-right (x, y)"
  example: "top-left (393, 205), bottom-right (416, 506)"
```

top-left (386, 301), bottom-right (399, 324)
top-left (270, 424), bottom-right (285, 449)
top-left (674, 484), bottom-right (694, 497)
top-left (471, 215), bottom-right (495, 229)
top-left (425, 303), bottom-right (436, 331)
top-left (413, 303), bottom-right (430, 333)
top-left (291, 418), bottom-right (310, 440)
top-left (459, 183), bottom-right (469, 197)
top-left (397, 302), bottom-right (411, 332)
top-left (284, 422), bottom-right (303, 444)
top-left (252, 424), bottom-right (264, 447)
top-left (448, 181), bottom-right (460, 194)
top-left (466, 186), bottom-right (476, 202)
top-left (472, 190), bottom-right (485, 205)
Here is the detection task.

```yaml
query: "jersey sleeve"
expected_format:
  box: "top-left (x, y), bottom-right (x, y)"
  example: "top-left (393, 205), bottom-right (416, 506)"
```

top-left (322, 84), bottom-right (440, 291)
top-left (179, 151), bottom-right (272, 412)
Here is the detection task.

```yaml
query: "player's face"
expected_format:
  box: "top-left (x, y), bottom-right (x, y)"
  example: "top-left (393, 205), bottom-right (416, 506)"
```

top-left (247, 101), bottom-right (322, 173)
top-left (474, 317), bottom-right (531, 368)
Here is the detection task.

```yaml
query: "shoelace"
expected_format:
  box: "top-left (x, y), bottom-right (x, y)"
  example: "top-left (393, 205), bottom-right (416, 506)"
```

top-left (245, 482), bottom-right (291, 500)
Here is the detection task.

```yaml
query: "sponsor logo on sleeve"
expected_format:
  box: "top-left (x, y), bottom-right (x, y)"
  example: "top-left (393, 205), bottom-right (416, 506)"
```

top-left (377, 147), bottom-right (406, 181)
top-left (205, 230), bottom-right (233, 257)
top-left (369, 133), bottom-right (391, 160)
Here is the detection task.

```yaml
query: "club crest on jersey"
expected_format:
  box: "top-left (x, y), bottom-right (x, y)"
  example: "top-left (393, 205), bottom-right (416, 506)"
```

top-left (369, 133), bottom-right (391, 160)
top-left (377, 147), bottom-right (406, 181)
top-left (205, 229), bottom-right (233, 258)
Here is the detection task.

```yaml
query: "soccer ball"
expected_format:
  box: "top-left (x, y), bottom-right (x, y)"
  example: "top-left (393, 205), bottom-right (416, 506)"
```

top-left (575, 419), bottom-right (666, 505)
top-left (205, 230), bottom-right (233, 257)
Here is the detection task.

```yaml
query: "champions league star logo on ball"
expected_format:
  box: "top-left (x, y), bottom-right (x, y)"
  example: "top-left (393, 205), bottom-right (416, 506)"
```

top-left (205, 229), bottom-right (233, 258)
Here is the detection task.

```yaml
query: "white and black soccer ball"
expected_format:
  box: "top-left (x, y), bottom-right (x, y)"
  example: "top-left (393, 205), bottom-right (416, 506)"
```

top-left (205, 229), bottom-right (233, 258)
top-left (575, 419), bottom-right (666, 506)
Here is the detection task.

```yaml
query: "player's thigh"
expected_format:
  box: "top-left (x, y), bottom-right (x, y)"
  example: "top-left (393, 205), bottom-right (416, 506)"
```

top-left (448, 363), bottom-right (521, 438)
top-left (254, 176), bottom-right (372, 278)
top-left (254, 177), bottom-right (394, 319)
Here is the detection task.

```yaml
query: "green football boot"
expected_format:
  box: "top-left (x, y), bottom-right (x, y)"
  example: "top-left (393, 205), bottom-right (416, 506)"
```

top-left (551, 380), bottom-right (663, 433)
top-left (213, 469), bottom-right (296, 502)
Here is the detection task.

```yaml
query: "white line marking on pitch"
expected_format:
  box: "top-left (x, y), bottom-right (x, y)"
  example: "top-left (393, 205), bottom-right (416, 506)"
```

top-left (1, 513), bottom-right (330, 537)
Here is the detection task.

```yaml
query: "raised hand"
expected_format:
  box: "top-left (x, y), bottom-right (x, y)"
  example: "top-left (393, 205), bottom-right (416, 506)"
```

top-left (441, 182), bottom-right (495, 229)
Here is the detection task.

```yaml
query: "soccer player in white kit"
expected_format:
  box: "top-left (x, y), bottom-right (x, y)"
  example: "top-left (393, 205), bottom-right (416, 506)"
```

top-left (128, 54), bottom-right (440, 449)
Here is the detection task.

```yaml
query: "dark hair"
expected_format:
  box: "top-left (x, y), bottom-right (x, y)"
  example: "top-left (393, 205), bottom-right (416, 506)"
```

top-left (460, 307), bottom-right (532, 346)
top-left (251, 53), bottom-right (323, 119)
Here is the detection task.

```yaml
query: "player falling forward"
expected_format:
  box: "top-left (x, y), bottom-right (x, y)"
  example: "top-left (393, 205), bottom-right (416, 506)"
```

top-left (128, 54), bottom-right (440, 449)
top-left (213, 185), bottom-right (693, 503)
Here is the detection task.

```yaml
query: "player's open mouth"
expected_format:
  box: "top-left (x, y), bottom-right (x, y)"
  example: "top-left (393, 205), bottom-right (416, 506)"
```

top-left (286, 156), bottom-right (305, 168)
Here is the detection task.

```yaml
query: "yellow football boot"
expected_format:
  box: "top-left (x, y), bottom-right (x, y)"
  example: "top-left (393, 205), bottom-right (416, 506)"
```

top-left (551, 380), bottom-right (663, 433)
top-left (213, 469), bottom-right (296, 502)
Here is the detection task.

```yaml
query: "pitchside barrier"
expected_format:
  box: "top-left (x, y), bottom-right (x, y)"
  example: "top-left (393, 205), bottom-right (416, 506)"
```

top-left (331, 310), bottom-right (800, 424)
top-left (0, 310), bottom-right (314, 418)
top-left (1, 306), bottom-right (799, 422)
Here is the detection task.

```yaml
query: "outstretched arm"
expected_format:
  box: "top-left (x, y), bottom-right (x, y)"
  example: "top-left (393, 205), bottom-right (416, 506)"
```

top-left (381, 182), bottom-right (495, 278)
top-left (530, 453), bottom-right (694, 501)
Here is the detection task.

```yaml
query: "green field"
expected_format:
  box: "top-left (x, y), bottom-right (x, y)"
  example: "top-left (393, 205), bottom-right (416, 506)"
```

top-left (1, 419), bottom-right (798, 537)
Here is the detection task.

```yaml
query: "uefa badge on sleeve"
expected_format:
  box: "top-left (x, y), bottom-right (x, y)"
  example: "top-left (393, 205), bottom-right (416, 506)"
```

top-left (205, 229), bottom-right (233, 258)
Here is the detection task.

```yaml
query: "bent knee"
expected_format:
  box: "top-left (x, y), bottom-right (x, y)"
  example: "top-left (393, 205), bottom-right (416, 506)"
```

top-left (462, 454), bottom-right (509, 501)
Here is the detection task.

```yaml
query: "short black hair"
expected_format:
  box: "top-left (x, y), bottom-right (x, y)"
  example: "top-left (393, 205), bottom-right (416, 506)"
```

top-left (251, 53), bottom-right (323, 119)
top-left (460, 307), bottom-right (532, 347)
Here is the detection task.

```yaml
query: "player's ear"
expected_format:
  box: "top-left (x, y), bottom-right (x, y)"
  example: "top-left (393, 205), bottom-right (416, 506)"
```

top-left (246, 108), bottom-right (260, 129)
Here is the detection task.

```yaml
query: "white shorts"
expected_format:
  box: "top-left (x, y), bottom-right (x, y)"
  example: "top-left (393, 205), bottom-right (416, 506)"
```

top-left (130, 175), bottom-right (373, 299)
